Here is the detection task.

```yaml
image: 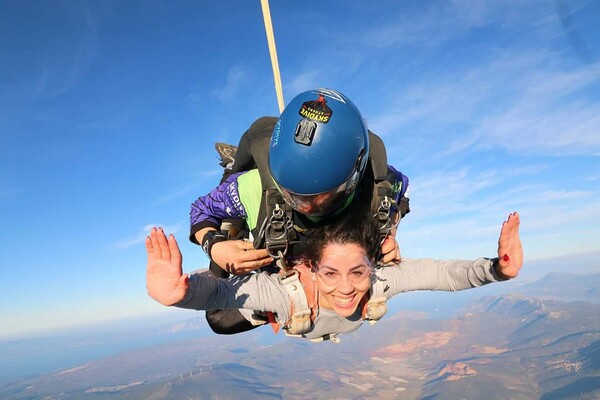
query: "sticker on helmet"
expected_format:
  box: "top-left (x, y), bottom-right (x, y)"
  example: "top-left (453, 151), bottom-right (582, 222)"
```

top-left (315, 88), bottom-right (346, 103)
top-left (294, 119), bottom-right (317, 145)
top-left (299, 94), bottom-right (333, 124)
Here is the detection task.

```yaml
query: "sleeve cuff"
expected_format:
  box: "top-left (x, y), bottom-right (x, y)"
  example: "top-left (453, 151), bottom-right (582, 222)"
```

top-left (491, 257), bottom-right (511, 281)
top-left (189, 221), bottom-right (219, 244)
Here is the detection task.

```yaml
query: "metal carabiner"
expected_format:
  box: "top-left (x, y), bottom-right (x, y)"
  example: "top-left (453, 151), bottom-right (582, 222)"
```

top-left (374, 196), bottom-right (400, 237)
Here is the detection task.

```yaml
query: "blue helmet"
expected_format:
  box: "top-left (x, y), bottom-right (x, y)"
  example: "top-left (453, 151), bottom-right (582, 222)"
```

top-left (269, 88), bottom-right (369, 217)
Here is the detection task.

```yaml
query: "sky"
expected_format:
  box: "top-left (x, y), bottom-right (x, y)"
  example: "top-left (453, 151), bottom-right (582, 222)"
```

top-left (0, 0), bottom-right (599, 340)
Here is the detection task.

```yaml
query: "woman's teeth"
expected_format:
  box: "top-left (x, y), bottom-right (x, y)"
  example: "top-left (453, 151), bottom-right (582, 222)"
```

top-left (334, 296), bottom-right (353, 305)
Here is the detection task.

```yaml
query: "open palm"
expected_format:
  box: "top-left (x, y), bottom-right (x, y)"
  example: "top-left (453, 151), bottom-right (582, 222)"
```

top-left (496, 212), bottom-right (523, 279)
top-left (146, 228), bottom-right (188, 306)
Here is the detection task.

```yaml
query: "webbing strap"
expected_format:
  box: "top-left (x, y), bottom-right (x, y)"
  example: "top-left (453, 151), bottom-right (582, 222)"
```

top-left (368, 131), bottom-right (388, 181)
top-left (364, 273), bottom-right (388, 325)
top-left (278, 270), bottom-right (312, 334)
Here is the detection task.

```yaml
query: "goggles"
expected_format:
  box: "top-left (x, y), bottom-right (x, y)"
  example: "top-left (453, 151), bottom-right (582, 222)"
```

top-left (315, 264), bottom-right (372, 287)
top-left (274, 169), bottom-right (361, 217)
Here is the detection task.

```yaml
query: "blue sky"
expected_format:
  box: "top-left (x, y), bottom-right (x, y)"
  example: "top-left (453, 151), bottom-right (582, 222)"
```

top-left (1, 0), bottom-right (599, 340)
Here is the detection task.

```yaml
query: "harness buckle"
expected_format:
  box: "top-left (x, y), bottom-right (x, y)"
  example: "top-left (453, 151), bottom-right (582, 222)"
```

top-left (374, 195), bottom-right (400, 238)
top-left (265, 204), bottom-right (290, 259)
top-left (277, 268), bottom-right (298, 285)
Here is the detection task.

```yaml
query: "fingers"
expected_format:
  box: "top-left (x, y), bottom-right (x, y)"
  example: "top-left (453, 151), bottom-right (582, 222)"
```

top-left (148, 227), bottom-right (181, 264)
top-left (497, 212), bottom-right (523, 278)
top-left (508, 212), bottom-right (521, 235)
top-left (211, 240), bottom-right (275, 275)
top-left (167, 233), bottom-right (182, 263)
top-left (178, 273), bottom-right (189, 292)
top-left (498, 212), bottom-right (518, 251)
top-left (149, 228), bottom-right (162, 260)
top-left (225, 250), bottom-right (274, 274)
top-left (145, 235), bottom-right (153, 255)
top-left (155, 227), bottom-right (170, 260)
top-left (149, 227), bottom-right (170, 260)
top-left (379, 235), bottom-right (401, 264)
top-left (380, 245), bottom-right (401, 264)
top-left (211, 240), bottom-right (267, 260)
top-left (509, 212), bottom-right (523, 268)
top-left (233, 248), bottom-right (274, 271)
top-left (381, 235), bottom-right (397, 254)
top-left (235, 240), bottom-right (255, 251)
top-left (224, 241), bottom-right (274, 263)
top-left (225, 256), bottom-right (275, 274)
top-left (238, 248), bottom-right (272, 262)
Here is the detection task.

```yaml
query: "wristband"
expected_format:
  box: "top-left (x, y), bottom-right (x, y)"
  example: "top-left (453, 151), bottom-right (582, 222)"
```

top-left (202, 230), bottom-right (227, 261)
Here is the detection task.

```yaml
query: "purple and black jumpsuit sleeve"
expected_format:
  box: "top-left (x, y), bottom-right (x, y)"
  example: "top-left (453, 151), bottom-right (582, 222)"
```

top-left (189, 172), bottom-right (248, 244)
top-left (387, 165), bottom-right (411, 218)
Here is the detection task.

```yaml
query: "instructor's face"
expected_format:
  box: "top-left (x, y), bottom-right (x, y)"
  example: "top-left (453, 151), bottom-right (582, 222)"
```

top-left (315, 243), bottom-right (372, 317)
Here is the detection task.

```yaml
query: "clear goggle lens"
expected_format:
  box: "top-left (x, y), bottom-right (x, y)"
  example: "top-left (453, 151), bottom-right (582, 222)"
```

top-left (315, 266), bottom-right (372, 286)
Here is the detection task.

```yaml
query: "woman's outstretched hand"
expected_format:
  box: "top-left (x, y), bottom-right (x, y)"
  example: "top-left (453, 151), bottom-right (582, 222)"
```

top-left (496, 212), bottom-right (523, 279)
top-left (146, 228), bottom-right (188, 306)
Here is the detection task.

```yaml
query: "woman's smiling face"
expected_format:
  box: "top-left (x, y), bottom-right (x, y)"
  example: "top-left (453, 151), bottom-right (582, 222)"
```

top-left (314, 242), bottom-right (373, 317)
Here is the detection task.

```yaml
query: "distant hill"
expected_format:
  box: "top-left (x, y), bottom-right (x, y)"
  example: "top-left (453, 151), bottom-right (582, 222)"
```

top-left (416, 295), bottom-right (600, 399)
top-left (2, 272), bottom-right (599, 399)
top-left (519, 272), bottom-right (600, 303)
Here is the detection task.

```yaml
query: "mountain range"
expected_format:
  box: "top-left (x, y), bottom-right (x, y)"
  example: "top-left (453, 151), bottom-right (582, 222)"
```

top-left (1, 271), bottom-right (599, 399)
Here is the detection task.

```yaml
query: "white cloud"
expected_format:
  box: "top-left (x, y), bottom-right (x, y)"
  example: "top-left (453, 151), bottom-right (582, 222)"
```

top-left (539, 189), bottom-right (592, 201)
top-left (369, 70), bottom-right (494, 137)
top-left (469, 59), bottom-right (600, 155)
top-left (370, 49), bottom-right (600, 158)
top-left (347, 0), bottom-right (558, 51)
top-left (400, 196), bottom-right (600, 260)
top-left (151, 183), bottom-right (199, 207)
top-left (210, 66), bottom-right (246, 102)
top-left (405, 163), bottom-right (549, 223)
top-left (398, 161), bottom-right (599, 259)
top-left (114, 222), bottom-right (184, 250)
top-left (287, 72), bottom-right (320, 98)
top-left (412, 168), bottom-right (497, 205)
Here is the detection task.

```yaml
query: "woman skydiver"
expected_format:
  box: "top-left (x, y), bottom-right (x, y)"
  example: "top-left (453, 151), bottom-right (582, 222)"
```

top-left (146, 209), bottom-right (522, 342)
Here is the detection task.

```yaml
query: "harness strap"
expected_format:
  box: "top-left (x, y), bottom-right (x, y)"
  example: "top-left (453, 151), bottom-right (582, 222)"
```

top-left (363, 272), bottom-right (388, 325)
top-left (263, 197), bottom-right (292, 259)
top-left (278, 269), bottom-right (312, 334)
top-left (368, 131), bottom-right (388, 181)
top-left (367, 131), bottom-right (399, 246)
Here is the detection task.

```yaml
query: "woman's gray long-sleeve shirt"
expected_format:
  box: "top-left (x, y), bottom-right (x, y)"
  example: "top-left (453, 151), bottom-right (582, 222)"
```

top-left (175, 257), bottom-right (505, 340)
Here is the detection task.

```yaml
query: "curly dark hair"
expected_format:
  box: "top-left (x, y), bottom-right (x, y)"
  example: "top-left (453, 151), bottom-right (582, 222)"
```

top-left (304, 206), bottom-right (380, 265)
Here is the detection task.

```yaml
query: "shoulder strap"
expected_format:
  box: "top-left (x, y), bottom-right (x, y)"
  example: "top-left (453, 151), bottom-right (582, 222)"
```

top-left (271, 264), bottom-right (317, 335)
top-left (368, 130), bottom-right (388, 182)
top-left (231, 116), bottom-right (277, 176)
top-left (233, 117), bottom-right (297, 258)
top-left (362, 271), bottom-right (388, 324)
top-left (367, 131), bottom-right (398, 245)
top-left (244, 117), bottom-right (278, 190)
